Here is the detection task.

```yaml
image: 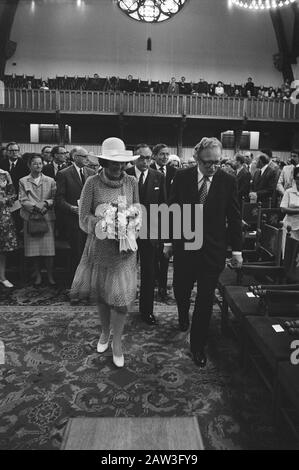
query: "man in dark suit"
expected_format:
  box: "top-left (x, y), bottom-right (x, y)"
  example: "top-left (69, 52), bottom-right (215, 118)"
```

top-left (43, 145), bottom-right (68, 180)
top-left (164, 137), bottom-right (243, 367)
top-left (150, 143), bottom-right (177, 301)
top-left (55, 146), bottom-right (95, 280)
top-left (0, 141), bottom-right (29, 194)
top-left (251, 154), bottom-right (278, 207)
top-left (127, 144), bottom-right (166, 325)
top-left (235, 154), bottom-right (251, 206)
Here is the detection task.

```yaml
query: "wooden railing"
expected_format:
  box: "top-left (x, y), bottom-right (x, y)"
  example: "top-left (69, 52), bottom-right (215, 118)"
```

top-left (1, 88), bottom-right (299, 121)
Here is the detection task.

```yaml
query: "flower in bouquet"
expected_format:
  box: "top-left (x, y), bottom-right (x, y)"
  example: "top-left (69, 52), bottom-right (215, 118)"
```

top-left (95, 199), bottom-right (142, 252)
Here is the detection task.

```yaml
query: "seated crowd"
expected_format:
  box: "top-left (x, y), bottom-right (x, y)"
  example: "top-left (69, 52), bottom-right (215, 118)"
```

top-left (3, 73), bottom-right (295, 101)
top-left (0, 140), bottom-right (298, 294)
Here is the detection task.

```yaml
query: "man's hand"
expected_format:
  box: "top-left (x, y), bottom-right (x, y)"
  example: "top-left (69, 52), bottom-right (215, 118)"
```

top-left (71, 205), bottom-right (79, 215)
top-left (163, 244), bottom-right (173, 259)
top-left (230, 253), bottom-right (243, 269)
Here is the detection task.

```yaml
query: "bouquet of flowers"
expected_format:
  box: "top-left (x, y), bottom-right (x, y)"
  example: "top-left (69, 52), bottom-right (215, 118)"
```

top-left (94, 197), bottom-right (142, 252)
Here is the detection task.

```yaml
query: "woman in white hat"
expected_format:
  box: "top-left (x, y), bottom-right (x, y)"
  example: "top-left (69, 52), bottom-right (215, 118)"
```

top-left (70, 138), bottom-right (139, 368)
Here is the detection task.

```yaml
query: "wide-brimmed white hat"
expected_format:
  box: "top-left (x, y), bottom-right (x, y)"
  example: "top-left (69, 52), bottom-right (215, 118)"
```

top-left (97, 137), bottom-right (138, 162)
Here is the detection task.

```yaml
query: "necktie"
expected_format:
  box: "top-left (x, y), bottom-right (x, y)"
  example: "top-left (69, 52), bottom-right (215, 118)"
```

top-left (198, 176), bottom-right (208, 204)
top-left (10, 162), bottom-right (16, 172)
top-left (159, 166), bottom-right (165, 175)
top-left (138, 171), bottom-right (144, 191)
top-left (80, 168), bottom-right (85, 185)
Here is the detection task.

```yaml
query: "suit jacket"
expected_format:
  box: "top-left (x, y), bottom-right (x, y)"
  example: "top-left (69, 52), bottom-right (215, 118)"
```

top-left (168, 166), bottom-right (242, 271)
top-left (150, 162), bottom-right (176, 199)
top-left (0, 158), bottom-right (29, 194)
top-left (19, 174), bottom-right (56, 222)
top-left (55, 165), bottom-right (95, 231)
top-left (277, 164), bottom-right (295, 195)
top-left (252, 165), bottom-right (278, 206)
top-left (126, 166), bottom-right (166, 243)
top-left (236, 166), bottom-right (251, 202)
top-left (43, 162), bottom-right (67, 180)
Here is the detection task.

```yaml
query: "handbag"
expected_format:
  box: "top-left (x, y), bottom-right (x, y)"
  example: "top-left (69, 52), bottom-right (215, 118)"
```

top-left (28, 212), bottom-right (48, 236)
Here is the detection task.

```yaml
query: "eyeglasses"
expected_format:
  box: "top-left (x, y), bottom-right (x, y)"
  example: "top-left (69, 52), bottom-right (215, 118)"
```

top-left (138, 156), bottom-right (151, 161)
top-left (8, 149), bottom-right (19, 152)
top-left (199, 160), bottom-right (220, 168)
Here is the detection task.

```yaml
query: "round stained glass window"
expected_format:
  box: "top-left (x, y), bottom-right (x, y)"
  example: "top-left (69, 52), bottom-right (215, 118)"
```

top-left (116, 0), bottom-right (188, 23)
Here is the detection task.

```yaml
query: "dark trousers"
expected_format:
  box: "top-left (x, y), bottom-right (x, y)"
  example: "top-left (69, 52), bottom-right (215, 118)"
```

top-left (67, 225), bottom-right (87, 278)
top-left (173, 249), bottom-right (220, 352)
top-left (155, 242), bottom-right (169, 290)
top-left (138, 239), bottom-right (156, 316)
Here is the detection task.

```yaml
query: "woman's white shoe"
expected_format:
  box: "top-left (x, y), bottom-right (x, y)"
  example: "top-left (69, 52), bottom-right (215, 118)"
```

top-left (0, 280), bottom-right (14, 288)
top-left (96, 334), bottom-right (110, 353)
top-left (111, 344), bottom-right (124, 368)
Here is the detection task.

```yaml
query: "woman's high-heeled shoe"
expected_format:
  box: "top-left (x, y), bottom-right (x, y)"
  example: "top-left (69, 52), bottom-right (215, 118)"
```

top-left (111, 343), bottom-right (124, 368)
top-left (97, 333), bottom-right (110, 353)
top-left (0, 279), bottom-right (14, 288)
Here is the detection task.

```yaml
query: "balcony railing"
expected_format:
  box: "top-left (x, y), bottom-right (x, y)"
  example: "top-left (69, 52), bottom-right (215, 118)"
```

top-left (1, 88), bottom-right (298, 121)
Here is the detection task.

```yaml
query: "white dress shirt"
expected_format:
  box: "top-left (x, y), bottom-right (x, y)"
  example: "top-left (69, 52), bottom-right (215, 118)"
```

top-left (135, 167), bottom-right (149, 183)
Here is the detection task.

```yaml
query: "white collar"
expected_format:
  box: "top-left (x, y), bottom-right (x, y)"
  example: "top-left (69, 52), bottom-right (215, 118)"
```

top-left (135, 167), bottom-right (148, 180)
top-left (197, 166), bottom-right (213, 182)
top-left (260, 163), bottom-right (269, 175)
top-left (73, 162), bottom-right (83, 174)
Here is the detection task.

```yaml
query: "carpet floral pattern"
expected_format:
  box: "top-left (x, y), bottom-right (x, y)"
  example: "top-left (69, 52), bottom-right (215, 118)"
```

top-left (0, 289), bottom-right (293, 450)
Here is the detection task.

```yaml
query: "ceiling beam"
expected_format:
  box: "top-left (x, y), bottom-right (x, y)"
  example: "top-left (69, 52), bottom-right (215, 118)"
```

top-left (270, 8), bottom-right (294, 82)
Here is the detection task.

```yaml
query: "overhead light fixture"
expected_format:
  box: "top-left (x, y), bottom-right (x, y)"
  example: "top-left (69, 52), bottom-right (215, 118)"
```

top-left (116, 0), bottom-right (188, 23)
top-left (230, 0), bottom-right (296, 10)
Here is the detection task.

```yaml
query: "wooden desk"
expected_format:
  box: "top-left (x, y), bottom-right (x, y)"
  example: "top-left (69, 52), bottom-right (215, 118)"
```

top-left (61, 417), bottom-right (204, 450)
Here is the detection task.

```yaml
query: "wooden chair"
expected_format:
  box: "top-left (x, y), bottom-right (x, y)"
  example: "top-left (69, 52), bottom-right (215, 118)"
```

top-left (219, 221), bottom-right (283, 331)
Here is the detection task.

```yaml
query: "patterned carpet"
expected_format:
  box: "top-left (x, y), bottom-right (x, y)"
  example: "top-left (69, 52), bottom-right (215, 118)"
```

top-left (0, 275), bottom-right (295, 450)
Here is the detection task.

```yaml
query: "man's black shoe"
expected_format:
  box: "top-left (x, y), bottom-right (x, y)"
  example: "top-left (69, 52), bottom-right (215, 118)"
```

top-left (142, 313), bottom-right (157, 325)
top-left (192, 350), bottom-right (207, 368)
top-left (179, 321), bottom-right (189, 332)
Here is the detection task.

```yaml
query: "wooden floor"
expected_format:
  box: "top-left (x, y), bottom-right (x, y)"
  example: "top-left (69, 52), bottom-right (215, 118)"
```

top-left (62, 417), bottom-right (204, 450)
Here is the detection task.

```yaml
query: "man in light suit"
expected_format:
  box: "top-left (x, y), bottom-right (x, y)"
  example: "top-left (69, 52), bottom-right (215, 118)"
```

top-left (277, 151), bottom-right (299, 196)
top-left (55, 147), bottom-right (95, 280)
top-left (150, 143), bottom-right (177, 302)
top-left (127, 144), bottom-right (166, 325)
top-left (164, 137), bottom-right (243, 368)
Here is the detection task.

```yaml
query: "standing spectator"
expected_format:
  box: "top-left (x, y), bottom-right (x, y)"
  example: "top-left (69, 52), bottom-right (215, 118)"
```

top-left (0, 142), bottom-right (29, 194)
top-left (168, 154), bottom-right (182, 168)
top-left (43, 146), bottom-right (68, 180)
top-left (19, 154), bottom-right (56, 286)
top-left (40, 81), bottom-right (49, 91)
top-left (167, 77), bottom-right (179, 94)
top-left (41, 146), bottom-right (53, 164)
top-left (0, 169), bottom-right (18, 288)
top-left (127, 144), bottom-right (166, 325)
top-left (197, 78), bottom-right (209, 96)
top-left (214, 81), bottom-right (225, 96)
top-left (280, 167), bottom-right (299, 257)
top-left (122, 74), bottom-right (137, 93)
top-left (55, 147), bottom-right (95, 281)
top-left (178, 76), bottom-right (190, 95)
top-left (277, 151), bottom-right (299, 196)
top-left (0, 142), bottom-right (29, 234)
top-left (244, 77), bottom-right (255, 96)
top-left (235, 154), bottom-right (251, 205)
top-left (150, 143), bottom-right (176, 302)
top-left (251, 154), bottom-right (278, 207)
